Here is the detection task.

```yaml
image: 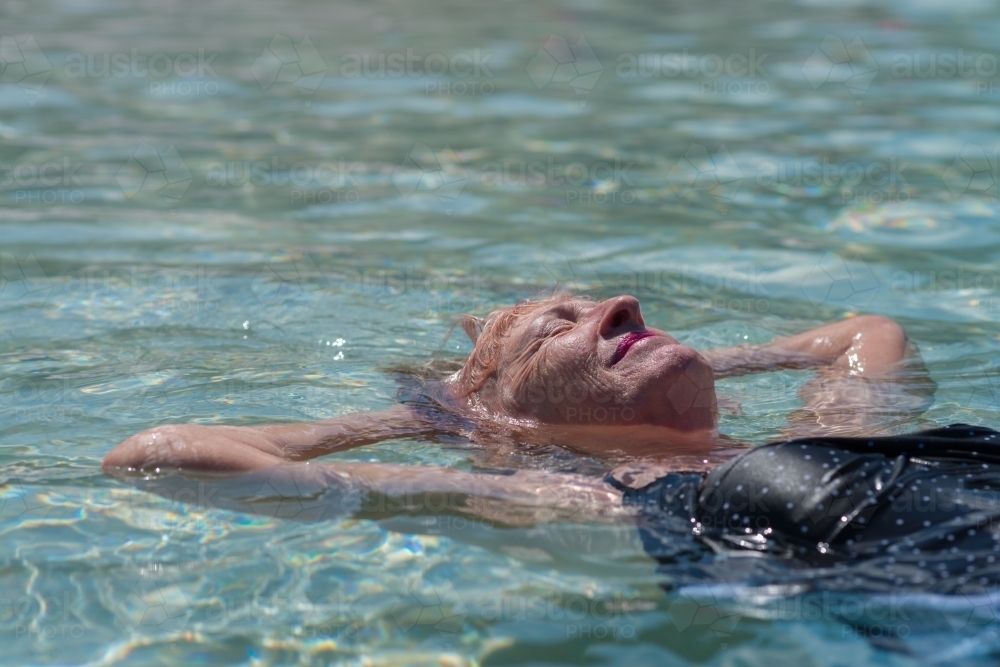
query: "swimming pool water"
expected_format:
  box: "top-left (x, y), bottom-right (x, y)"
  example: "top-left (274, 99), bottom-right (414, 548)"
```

top-left (2, 0), bottom-right (1000, 664)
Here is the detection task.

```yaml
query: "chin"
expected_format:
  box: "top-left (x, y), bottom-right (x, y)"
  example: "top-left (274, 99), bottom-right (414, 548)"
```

top-left (620, 343), bottom-right (719, 431)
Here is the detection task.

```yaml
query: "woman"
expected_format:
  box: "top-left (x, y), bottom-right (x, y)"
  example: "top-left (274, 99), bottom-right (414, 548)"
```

top-left (103, 294), bottom-right (1000, 592)
top-left (102, 293), bottom-right (918, 472)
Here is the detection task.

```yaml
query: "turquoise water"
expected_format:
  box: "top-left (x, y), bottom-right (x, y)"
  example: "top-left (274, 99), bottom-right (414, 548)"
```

top-left (3, 0), bottom-right (1000, 663)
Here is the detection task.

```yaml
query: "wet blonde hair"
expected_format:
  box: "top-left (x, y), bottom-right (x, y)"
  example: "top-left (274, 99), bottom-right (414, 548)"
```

top-left (454, 293), bottom-right (590, 396)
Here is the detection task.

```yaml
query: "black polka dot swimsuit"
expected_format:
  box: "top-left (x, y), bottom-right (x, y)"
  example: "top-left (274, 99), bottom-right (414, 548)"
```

top-left (613, 424), bottom-right (1000, 594)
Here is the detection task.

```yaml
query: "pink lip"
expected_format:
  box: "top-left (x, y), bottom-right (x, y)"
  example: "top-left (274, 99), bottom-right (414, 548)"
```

top-left (611, 331), bottom-right (658, 365)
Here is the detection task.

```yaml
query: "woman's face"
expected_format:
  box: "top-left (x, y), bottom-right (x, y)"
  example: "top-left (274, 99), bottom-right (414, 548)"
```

top-left (477, 295), bottom-right (718, 432)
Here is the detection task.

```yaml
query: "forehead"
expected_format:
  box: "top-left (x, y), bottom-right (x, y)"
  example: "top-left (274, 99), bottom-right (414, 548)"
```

top-left (507, 297), bottom-right (593, 336)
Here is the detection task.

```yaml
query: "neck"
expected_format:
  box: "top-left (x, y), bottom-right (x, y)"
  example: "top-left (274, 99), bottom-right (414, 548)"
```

top-left (434, 379), bottom-right (721, 459)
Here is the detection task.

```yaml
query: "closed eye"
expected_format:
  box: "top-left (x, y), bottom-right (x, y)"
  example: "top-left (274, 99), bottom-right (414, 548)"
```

top-left (525, 304), bottom-right (583, 345)
top-left (542, 322), bottom-right (574, 338)
top-left (539, 308), bottom-right (578, 338)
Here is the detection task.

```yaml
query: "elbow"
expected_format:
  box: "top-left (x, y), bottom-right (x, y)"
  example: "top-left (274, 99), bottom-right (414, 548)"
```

top-left (851, 315), bottom-right (910, 368)
top-left (855, 315), bottom-right (908, 346)
top-left (102, 425), bottom-right (190, 474)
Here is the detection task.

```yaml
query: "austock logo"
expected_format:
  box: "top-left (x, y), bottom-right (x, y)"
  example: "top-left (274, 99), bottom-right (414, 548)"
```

top-left (0, 475), bottom-right (51, 523)
top-left (0, 374), bottom-right (85, 425)
top-left (251, 251), bottom-right (328, 307)
top-left (0, 252), bottom-right (51, 351)
top-left (121, 349), bottom-right (196, 417)
top-left (527, 35), bottom-right (602, 95)
top-left (800, 252), bottom-right (880, 309)
top-left (391, 579), bottom-right (468, 636)
top-left (0, 35), bottom-right (52, 106)
top-left (944, 582), bottom-right (1000, 636)
top-left (0, 253), bottom-right (50, 302)
top-left (391, 143), bottom-right (469, 213)
top-left (670, 584), bottom-right (1000, 647)
top-left (667, 583), bottom-right (744, 645)
top-left (480, 589), bottom-right (641, 639)
top-left (944, 143), bottom-right (998, 200)
top-left (116, 143), bottom-right (193, 205)
top-left (802, 35), bottom-right (878, 100)
top-left (251, 35), bottom-right (327, 95)
top-left (959, 359), bottom-right (999, 410)
top-left (119, 350), bottom-right (265, 420)
top-left (667, 586), bottom-right (939, 646)
top-left (250, 465), bottom-right (342, 522)
top-left (251, 251), bottom-right (494, 316)
top-left (3, 591), bottom-right (86, 639)
top-left (109, 564), bottom-right (193, 637)
top-left (527, 251), bottom-right (604, 294)
top-left (666, 143), bottom-right (744, 209)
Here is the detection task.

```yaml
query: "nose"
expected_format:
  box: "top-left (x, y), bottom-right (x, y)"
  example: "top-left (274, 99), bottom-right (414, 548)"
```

top-left (598, 295), bottom-right (644, 337)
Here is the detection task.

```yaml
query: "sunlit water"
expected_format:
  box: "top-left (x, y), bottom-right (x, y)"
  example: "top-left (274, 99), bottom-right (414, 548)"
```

top-left (2, 0), bottom-right (1000, 664)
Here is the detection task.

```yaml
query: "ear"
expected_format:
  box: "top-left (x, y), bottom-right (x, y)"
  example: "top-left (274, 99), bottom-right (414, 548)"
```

top-left (460, 315), bottom-right (483, 344)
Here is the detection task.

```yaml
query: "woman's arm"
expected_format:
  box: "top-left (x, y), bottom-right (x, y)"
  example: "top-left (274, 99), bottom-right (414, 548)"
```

top-left (103, 454), bottom-right (627, 525)
top-left (702, 315), bottom-right (910, 378)
top-left (702, 315), bottom-right (933, 437)
top-left (102, 400), bottom-right (627, 524)
top-left (102, 404), bottom-right (439, 473)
